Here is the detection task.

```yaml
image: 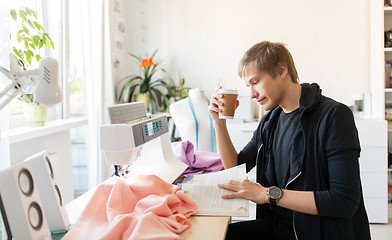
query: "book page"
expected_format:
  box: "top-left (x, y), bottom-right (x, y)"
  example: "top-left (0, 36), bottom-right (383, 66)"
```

top-left (180, 164), bottom-right (249, 217)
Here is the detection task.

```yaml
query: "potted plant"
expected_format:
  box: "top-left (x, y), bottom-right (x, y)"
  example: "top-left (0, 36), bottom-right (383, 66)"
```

top-left (116, 49), bottom-right (171, 114)
top-left (10, 7), bottom-right (55, 126)
top-left (21, 94), bottom-right (48, 126)
top-left (169, 76), bottom-right (191, 102)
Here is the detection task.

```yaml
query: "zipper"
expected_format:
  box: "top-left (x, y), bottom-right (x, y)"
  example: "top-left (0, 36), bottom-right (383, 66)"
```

top-left (293, 211), bottom-right (299, 240)
top-left (255, 143), bottom-right (263, 179)
top-left (285, 171), bottom-right (301, 189)
top-left (255, 143), bottom-right (263, 163)
top-left (286, 171), bottom-right (302, 240)
top-left (254, 143), bottom-right (263, 181)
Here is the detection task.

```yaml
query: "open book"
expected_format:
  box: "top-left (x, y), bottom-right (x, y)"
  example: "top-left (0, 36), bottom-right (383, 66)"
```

top-left (180, 164), bottom-right (249, 217)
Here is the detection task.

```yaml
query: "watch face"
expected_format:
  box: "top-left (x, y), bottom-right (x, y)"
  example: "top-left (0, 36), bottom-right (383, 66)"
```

top-left (269, 187), bottom-right (282, 200)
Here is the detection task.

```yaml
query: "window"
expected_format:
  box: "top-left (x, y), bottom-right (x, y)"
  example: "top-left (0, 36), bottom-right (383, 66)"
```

top-left (67, 0), bottom-right (89, 198)
top-left (7, 0), bottom-right (41, 117)
top-left (2, 1), bottom-right (90, 198)
top-left (68, 0), bottom-right (86, 117)
top-left (7, 0), bottom-right (62, 125)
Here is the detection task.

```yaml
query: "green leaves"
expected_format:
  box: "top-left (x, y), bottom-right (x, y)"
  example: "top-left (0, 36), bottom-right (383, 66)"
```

top-left (23, 36), bottom-right (31, 43)
top-left (39, 39), bottom-right (45, 48)
top-left (117, 76), bottom-right (142, 103)
top-left (12, 48), bottom-right (22, 60)
top-left (18, 9), bottom-right (28, 22)
top-left (25, 50), bottom-right (34, 65)
top-left (27, 19), bottom-right (34, 28)
top-left (22, 25), bottom-right (30, 35)
top-left (10, 7), bottom-right (55, 67)
top-left (10, 9), bottom-right (17, 21)
top-left (32, 35), bottom-right (39, 45)
top-left (35, 54), bottom-right (41, 63)
top-left (33, 21), bottom-right (44, 31)
top-left (128, 53), bottom-right (142, 62)
top-left (179, 77), bottom-right (185, 87)
top-left (168, 76), bottom-right (190, 100)
top-left (25, 7), bottom-right (34, 17)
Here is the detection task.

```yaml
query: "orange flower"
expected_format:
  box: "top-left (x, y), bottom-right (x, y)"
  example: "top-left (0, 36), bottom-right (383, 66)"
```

top-left (140, 58), bottom-right (155, 68)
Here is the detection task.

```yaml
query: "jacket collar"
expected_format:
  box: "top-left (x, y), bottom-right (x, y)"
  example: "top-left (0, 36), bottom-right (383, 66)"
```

top-left (259, 82), bottom-right (322, 142)
top-left (299, 83), bottom-right (322, 114)
top-left (260, 82), bottom-right (322, 128)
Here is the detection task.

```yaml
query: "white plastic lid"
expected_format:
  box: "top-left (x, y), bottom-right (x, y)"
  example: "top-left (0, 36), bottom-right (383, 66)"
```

top-left (217, 89), bottom-right (238, 95)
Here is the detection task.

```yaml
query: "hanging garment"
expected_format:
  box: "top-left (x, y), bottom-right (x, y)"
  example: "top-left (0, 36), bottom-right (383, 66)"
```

top-left (172, 140), bottom-right (224, 177)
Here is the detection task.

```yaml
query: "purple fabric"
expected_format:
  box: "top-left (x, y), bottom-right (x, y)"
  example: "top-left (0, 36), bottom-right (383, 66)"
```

top-left (171, 141), bottom-right (224, 177)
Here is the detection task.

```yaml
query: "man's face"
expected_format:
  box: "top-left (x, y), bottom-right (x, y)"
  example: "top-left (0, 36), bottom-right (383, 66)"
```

top-left (242, 62), bottom-right (285, 111)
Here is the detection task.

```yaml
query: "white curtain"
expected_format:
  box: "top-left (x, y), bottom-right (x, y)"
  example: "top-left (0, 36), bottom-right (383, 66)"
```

top-left (0, 2), bottom-right (11, 171)
top-left (0, 109), bottom-right (10, 172)
top-left (78, 0), bottom-right (115, 187)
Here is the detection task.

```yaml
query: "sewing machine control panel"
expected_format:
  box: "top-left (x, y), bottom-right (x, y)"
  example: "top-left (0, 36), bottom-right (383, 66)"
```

top-left (129, 115), bottom-right (168, 147)
top-left (140, 116), bottom-right (168, 143)
top-left (144, 120), bottom-right (163, 136)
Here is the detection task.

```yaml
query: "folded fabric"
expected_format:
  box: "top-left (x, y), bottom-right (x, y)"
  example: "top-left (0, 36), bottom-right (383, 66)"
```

top-left (171, 141), bottom-right (224, 177)
top-left (63, 175), bottom-right (197, 240)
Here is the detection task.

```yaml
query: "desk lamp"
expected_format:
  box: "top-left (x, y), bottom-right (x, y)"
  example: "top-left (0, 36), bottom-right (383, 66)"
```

top-left (0, 53), bottom-right (62, 110)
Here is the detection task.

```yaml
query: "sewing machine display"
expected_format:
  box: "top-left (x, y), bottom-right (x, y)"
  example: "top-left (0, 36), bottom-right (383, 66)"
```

top-left (100, 102), bottom-right (188, 183)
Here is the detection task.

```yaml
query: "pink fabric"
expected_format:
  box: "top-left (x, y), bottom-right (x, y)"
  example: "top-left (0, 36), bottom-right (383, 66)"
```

top-left (63, 175), bottom-right (197, 240)
top-left (171, 141), bottom-right (224, 177)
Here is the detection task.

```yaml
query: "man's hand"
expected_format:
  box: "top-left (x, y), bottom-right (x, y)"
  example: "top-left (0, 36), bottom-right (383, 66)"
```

top-left (218, 179), bottom-right (268, 204)
top-left (208, 86), bottom-right (239, 125)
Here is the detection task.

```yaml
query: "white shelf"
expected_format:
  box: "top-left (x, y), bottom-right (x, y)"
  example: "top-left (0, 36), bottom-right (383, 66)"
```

top-left (385, 7), bottom-right (392, 14)
top-left (6, 118), bottom-right (87, 144)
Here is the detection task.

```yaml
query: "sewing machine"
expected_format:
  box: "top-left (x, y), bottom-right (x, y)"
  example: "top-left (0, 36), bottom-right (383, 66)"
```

top-left (62, 102), bottom-right (229, 240)
top-left (100, 102), bottom-right (188, 183)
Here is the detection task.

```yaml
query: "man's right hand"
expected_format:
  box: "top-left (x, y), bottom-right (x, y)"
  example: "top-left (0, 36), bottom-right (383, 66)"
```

top-left (208, 86), bottom-right (224, 124)
top-left (208, 86), bottom-right (240, 169)
top-left (208, 86), bottom-right (239, 125)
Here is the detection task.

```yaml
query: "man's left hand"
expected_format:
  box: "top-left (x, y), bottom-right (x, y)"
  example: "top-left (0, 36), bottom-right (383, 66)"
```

top-left (218, 179), bottom-right (268, 204)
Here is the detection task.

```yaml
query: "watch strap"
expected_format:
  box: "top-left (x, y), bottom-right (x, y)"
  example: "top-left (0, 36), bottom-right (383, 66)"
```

top-left (269, 197), bottom-right (278, 206)
top-left (267, 186), bottom-right (282, 209)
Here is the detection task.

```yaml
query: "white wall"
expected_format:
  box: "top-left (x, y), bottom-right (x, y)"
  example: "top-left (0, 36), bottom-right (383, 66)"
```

top-left (125, 0), bottom-right (370, 106)
top-left (124, 0), bottom-right (168, 81)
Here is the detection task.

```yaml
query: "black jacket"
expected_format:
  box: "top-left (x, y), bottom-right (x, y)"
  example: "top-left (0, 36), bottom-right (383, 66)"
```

top-left (238, 83), bottom-right (371, 240)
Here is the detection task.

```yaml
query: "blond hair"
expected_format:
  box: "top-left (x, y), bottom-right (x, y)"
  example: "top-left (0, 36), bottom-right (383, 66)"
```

top-left (238, 41), bottom-right (298, 83)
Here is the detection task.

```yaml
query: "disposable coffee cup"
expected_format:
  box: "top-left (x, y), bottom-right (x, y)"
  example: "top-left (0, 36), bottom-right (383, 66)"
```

top-left (218, 89), bottom-right (238, 119)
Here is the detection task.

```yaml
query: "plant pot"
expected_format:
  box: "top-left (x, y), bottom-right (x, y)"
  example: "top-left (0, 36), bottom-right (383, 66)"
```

top-left (23, 102), bottom-right (48, 126)
top-left (135, 93), bottom-right (150, 111)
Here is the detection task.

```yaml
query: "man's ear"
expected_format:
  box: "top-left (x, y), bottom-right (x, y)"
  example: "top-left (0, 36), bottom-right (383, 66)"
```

top-left (276, 62), bottom-right (288, 78)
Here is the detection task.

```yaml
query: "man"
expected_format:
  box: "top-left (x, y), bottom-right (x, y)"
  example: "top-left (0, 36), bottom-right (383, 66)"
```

top-left (208, 41), bottom-right (371, 240)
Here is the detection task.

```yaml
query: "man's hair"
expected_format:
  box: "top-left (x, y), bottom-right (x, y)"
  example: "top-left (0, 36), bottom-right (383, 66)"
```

top-left (238, 41), bottom-right (298, 83)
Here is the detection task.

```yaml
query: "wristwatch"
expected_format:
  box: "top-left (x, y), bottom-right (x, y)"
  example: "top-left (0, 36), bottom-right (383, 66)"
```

top-left (267, 186), bottom-right (283, 208)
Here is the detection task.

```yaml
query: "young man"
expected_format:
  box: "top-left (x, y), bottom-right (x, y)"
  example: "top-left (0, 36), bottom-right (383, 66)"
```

top-left (209, 41), bottom-right (371, 240)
